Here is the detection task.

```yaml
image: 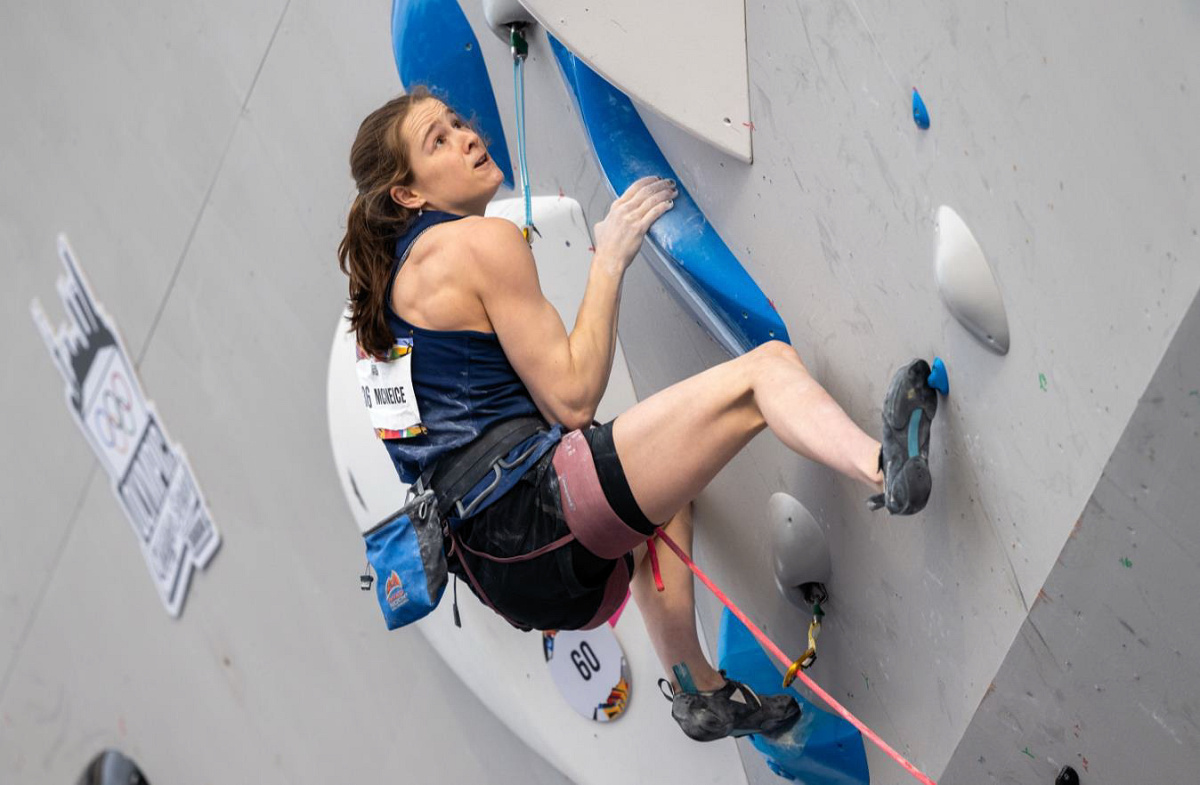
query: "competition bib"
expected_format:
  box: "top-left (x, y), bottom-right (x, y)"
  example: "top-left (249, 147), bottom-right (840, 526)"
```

top-left (355, 340), bottom-right (425, 439)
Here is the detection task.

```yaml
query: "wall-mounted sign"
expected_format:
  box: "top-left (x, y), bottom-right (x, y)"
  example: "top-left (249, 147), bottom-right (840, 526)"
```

top-left (31, 235), bottom-right (219, 616)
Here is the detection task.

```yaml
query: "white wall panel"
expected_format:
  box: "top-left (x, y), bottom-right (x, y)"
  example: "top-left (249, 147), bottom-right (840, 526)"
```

top-left (520, 0), bottom-right (753, 161)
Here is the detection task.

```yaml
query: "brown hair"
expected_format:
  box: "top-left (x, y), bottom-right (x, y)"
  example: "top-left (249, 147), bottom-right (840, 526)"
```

top-left (338, 87), bottom-right (432, 357)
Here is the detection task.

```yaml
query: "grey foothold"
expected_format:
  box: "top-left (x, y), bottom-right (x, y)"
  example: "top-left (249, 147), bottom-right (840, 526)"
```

top-left (935, 205), bottom-right (1010, 354)
top-left (769, 492), bottom-right (831, 608)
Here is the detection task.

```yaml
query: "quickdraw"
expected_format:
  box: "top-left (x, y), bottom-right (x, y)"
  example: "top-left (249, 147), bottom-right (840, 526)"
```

top-left (510, 24), bottom-right (539, 243)
top-left (783, 597), bottom-right (824, 687)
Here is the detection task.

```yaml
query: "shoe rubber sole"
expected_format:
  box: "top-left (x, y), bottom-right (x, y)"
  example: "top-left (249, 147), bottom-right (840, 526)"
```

top-left (875, 359), bottom-right (937, 515)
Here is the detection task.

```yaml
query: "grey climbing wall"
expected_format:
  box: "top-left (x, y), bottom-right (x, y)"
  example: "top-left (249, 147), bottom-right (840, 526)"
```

top-left (940, 289), bottom-right (1200, 784)
top-left (3, 0), bottom-right (1198, 783)
top-left (603, 2), bottom-right (1199, 780)
top-left (0, 1), bottom-right (568, 782)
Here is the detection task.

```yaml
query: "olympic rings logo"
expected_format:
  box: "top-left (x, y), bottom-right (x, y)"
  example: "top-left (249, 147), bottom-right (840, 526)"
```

top-left (91, 371), bottom-right (138, 453)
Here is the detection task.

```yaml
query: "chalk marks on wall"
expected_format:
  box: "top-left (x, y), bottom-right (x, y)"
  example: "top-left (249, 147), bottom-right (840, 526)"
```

top-left (31, 235), bottom-right (219, 616)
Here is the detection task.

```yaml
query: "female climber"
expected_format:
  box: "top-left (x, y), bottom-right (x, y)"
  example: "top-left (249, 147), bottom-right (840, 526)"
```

top-left (337, 89), bottom-right (937, 742)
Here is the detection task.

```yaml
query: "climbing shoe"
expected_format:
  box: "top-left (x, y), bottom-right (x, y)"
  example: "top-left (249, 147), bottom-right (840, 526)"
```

top-left (660, 673), bottom-right (801, 742)
top-left (869, 359), bottom-right (938, 515)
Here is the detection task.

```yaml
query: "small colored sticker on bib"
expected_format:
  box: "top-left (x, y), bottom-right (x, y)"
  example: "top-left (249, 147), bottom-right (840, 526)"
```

top-left (355, 340), bottom-right (425, 439)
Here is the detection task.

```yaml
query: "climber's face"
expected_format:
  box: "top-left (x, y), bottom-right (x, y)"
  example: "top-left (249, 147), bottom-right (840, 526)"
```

top-left (390, 98), bottom-right (503, 216)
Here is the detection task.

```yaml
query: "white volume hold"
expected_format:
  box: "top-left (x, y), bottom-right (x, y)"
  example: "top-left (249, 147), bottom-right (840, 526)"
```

top-left (934, 205), bottom-right (1010, 355)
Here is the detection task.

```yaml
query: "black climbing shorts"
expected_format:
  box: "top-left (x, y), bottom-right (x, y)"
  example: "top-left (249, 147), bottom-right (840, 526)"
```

top-left (448, 418), bottom-right (657, 631)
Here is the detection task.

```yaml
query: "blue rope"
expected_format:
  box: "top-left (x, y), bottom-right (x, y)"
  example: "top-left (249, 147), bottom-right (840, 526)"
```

top-left (513, 53), bottom-right (532, 233)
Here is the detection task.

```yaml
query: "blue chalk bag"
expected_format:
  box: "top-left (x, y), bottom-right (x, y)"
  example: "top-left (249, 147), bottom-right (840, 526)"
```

top-left (363, 487), bottom-right (448, 630)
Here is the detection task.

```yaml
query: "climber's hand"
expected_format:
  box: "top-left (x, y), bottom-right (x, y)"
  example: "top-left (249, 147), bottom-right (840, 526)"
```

top-left (592, 176), bottom-right (677, 272)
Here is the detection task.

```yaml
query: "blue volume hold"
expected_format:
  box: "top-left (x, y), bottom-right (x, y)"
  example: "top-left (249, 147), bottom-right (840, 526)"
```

top-left (928, 356), bottom-right (949, 395)
top-left (717, 608), bottom-right (869, 785)
top-left (392, 0), bottom-right (515, 189)
top-left (912, 87), bottom-right (930, 130)
top-left (549, 37), bottom-right (789, 355)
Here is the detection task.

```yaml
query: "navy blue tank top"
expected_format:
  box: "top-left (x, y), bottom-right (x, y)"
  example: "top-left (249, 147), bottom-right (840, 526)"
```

top-left (381, 210), bottom-right (563, 519)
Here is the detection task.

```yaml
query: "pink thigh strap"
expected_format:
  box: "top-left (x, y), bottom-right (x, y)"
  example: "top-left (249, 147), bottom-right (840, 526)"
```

top-left (552, 430), bottom-right (648, 560)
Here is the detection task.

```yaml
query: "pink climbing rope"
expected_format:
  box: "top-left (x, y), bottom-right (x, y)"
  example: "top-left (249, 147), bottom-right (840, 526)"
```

top-left (652, 529), bottom-right (938, 785)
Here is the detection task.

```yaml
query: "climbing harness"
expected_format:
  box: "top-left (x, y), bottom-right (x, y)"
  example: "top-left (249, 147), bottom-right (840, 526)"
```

top-left (510, 24), bottom-right (539, 243)
top-left (649, 529), bottom-right (938, 785)
top-left (360, 416), bottom-right (548, 630)
top-left (647, 529), bottom-right (665, 591)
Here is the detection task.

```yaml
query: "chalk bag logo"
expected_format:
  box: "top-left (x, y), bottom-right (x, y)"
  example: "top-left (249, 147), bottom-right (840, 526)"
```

top-left (385, 570), bottom-right (408, 610)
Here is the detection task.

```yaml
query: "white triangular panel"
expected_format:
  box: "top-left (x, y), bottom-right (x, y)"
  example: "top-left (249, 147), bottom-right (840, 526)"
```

top-left (520, 0), bottom-right (753, 162)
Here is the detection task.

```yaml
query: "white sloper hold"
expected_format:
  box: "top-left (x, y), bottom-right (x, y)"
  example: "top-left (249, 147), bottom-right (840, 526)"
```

top-left (935, 205), bottom-right (1010, 354)
top-left (769, 492), bottom-right (831, 609)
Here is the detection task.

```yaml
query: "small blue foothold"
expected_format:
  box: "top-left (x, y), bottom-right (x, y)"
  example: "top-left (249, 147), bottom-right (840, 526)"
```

top-left (912, 87), bottom-right (930, 130)
top-left (928, 357), bottom-right (949, 395)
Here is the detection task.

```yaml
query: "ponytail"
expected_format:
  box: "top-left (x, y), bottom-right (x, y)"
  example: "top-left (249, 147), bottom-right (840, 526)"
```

top-left (338, 88), bottom-right (431, 358)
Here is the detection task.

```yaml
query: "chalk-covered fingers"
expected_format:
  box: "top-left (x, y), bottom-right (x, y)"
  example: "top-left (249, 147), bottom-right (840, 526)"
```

top-left (629, 177), bottom-right (676, 215)
top-left (632, 178), bottom-right (676, 227)
top-left (623, 176), bottom-right (677, 211)
top-left (593, 176), bottom-right (678, 271)
top-left (614, 176), bottom-right (663, 207)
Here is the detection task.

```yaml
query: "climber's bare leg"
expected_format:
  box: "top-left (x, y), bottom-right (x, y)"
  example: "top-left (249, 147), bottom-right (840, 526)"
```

top-left (628, 502), bottom-right (724, 691)
top-left (613, 341), bottom-right (882, 525)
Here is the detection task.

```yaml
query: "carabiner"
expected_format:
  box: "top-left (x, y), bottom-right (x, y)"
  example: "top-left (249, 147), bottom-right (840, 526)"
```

top-left (781, 612), bottom-right (822, 687)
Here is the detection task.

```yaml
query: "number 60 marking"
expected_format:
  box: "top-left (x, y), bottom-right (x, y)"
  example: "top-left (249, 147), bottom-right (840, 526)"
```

top-left (570, 641), bottom-right (601, 681)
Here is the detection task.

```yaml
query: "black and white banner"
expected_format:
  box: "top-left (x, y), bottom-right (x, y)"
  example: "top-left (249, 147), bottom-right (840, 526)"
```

top-left (31, 235), bottom-right (219, 616)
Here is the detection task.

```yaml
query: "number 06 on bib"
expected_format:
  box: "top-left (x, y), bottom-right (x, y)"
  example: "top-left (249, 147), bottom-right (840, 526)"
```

top-left (356, 339), bottom-right (425, 439)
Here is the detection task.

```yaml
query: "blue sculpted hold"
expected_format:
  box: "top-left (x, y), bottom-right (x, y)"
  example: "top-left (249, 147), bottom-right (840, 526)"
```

top-left (717, 608), bottom-right (870, 784)
top-left (391, 0), bottom-right (515, 189)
